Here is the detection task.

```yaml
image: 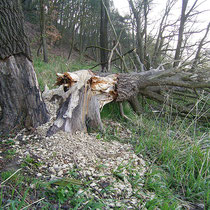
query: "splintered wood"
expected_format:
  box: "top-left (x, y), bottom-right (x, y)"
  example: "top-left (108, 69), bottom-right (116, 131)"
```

top-left (46, 70), bottom-right (118, 136)
top-left (55, 70), bottom-right (118, 109)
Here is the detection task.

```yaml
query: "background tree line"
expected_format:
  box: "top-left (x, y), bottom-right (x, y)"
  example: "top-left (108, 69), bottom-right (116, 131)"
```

top-left (21, 0), bottom-right (210, 72)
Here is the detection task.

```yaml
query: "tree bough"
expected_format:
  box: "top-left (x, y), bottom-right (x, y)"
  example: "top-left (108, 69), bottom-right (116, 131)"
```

top-left (45, 68), bottom-right (209, 136)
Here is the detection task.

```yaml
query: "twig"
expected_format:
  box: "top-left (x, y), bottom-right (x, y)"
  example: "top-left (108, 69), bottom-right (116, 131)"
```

top-left (85, 45), bottom-right (111, 52)
top-left (108, 31), bottom-right (123, 71)
top-left (20, 198), bottom-right (45, 210)
top-left (119, 102), bottom-right (132, 122)
top-left (90, 49), bottom-right (135, 69)
top-left (0, 168), bottom-right (22, 186)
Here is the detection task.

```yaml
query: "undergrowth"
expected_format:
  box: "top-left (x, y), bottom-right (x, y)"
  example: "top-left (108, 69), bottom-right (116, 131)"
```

top-left (1, 54), bottom-right (209, 209)
top-left (112, 99), bottom-right (209, 209)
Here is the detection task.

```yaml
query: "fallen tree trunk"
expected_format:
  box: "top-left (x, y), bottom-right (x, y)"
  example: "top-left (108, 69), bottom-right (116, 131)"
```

top-left (44, 68), bottom-right (210, 136)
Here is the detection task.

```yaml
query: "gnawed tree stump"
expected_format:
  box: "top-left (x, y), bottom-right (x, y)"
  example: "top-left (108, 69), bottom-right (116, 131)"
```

top-left (46, 70), bottom-right (118, 136)
top-left (45, 68), bottom-right (210, 136)
top-left (0, 55), bottom-right (49, 134)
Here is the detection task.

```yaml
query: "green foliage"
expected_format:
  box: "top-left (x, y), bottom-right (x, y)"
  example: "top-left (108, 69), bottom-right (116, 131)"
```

top-left (0, 169), bottom-right (105, 209)
top-left (0, 170), bottom-right (35, 209)
top-left (4, 149), bottom-right (16, 160)
top-left (101, 101), bottom-right (135, 120)
top-left (133, 115), bottom-right (209, 208)
top-left (44, 180), bottom-right (81, 204)
top-left (100, 97), bottom-right (209, 208)
top-left (21, 154), bottom-right (42, 168)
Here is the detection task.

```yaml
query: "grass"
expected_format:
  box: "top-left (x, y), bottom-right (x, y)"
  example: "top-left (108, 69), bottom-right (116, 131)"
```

top-left (33, 54), bottom-right (99, 91)
top-left (1, 54), bottom-right (209, 209)
top-left (130, 104), bottom-right (209, 209)
top-left (100, 96), bottom-right (209, 209)
top-left (0, 166), bottom-right (106, 209)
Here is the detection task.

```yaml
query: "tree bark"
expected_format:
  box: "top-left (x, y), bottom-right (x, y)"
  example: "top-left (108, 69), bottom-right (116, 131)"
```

top-left (0, 0), bottom-right (49, 135)
top-left (173, 0), bottom-right (188, 67)
top-left (0, 55), bottom-right (49, 134)
top-left (129, 0), bottom-right (144, 65)
top-left (40, 0), bottom-right (48, 63)
top-left (45, 67), bottom-right (210, 136)
top-left (47, 85), bottom-right (103, 137)
top-left (100, 0), bottom-right (109, 72)
top-left (128, 95), bottom-right (143, 115)
top-left (0, 1), bottom-right (31, 60)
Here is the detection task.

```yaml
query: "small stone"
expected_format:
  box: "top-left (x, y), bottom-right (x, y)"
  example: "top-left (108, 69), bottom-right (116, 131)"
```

top-left (49, 167), bottom-right (56, 174)
top-left (37, 173), bottom-right (42, 177)
top-left (30, 184), bottom-right (36, 189)
top-left (62, 164), bottom-right (68, 168)
top-left (57, 170), bottom-right (63, 176)
top-left (90, 182), bottom-right (97, 187)
top-left (53, 164), bottom-right (60, 171)
top-left (50, 174), bottom-right (57, 181)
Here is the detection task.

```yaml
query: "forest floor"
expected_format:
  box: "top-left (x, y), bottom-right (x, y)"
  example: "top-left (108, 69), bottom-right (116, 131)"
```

top-left (0, 51), bottom-right (209, 209)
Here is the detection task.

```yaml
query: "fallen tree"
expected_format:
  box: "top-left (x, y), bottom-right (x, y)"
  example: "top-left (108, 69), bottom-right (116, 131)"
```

top-left (44, 67), bottom-right (210, 136)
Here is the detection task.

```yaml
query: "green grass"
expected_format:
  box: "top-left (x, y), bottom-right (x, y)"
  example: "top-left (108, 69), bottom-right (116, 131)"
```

top-left (100, 96), bottom-right (209, 209)
top-left (0, 168), bottom-right (106, 209)
top-left (131, 111), bottom-right (209, 208)
top-left (33, 54), bottom-right (98, 91)
top-left (2, 54), bottom-right (209, 209)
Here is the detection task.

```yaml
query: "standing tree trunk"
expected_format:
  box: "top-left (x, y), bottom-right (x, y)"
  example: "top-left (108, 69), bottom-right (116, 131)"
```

top-left (40, 0), bottom-right (48, 63)
top-left (0, 0), bottom-right (49, 135)
top-left (129, 0), bottom-right (144, 64)
top-left (100, 0), bottom-right (109, 72)
top-left (191, 22), bottom-right (210, 70)
top-left (173, 0), bottom-right (188, 67)
top-left (173, 0), bottom-right (198, 67)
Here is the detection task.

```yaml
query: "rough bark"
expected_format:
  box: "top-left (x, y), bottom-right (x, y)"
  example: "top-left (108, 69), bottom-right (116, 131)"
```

top-left (116, 69), bottom-right (210, 102)
top-left (0, 55), bottom-right (49, 134)
top-left (0, 0), bottom-right (49, 135)
top-left (0, 0), bottom-right (31, 60)
top-left (128, 95), bottom-right (143, 115)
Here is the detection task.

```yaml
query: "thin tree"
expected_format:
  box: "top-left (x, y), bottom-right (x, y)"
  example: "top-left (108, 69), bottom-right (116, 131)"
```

top-left (191, 22), bottom-right (210, 70)
top-left (100, 0), bottom-right (109, 72)
top-left (40, 0), bottom-right (48, 62)
top-left (173, 0), bottom-right (199, 67)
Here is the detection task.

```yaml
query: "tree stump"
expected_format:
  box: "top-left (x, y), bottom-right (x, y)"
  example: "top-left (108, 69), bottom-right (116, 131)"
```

top-left (46, 70), bottom-right (118, 136)
top-left (0, 55), bottom-right (49, 134)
